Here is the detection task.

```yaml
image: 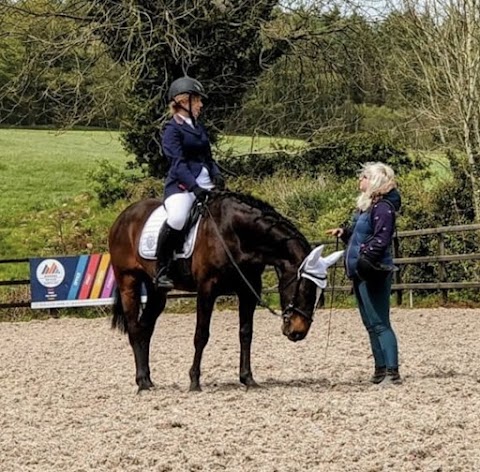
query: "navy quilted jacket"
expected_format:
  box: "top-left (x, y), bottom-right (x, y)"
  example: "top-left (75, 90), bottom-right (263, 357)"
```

top-left (342, 189), bottom-right (401, 279)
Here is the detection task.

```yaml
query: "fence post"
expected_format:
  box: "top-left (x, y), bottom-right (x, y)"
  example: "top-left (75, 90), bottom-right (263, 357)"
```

top-left (393, 233), bottom-right (403, 306)
top-left (437, 233), bottom-right (448, 304)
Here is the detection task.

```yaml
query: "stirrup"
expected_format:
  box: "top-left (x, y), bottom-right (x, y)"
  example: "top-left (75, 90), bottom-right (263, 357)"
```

top-left (153, 271), bottom-right (174, 290)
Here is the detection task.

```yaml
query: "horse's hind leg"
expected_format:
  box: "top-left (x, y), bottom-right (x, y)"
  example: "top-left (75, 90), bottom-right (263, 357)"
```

top-left (119, 273), bottom-right (166, 391)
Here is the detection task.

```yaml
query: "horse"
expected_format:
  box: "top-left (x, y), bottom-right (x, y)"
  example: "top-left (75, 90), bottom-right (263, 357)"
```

top-left (109, 191), bottom-right (320, 392)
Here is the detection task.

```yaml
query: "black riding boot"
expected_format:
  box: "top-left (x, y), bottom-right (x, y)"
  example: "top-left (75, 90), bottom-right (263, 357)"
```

top-left (153, 224), bottom-right (179, 290)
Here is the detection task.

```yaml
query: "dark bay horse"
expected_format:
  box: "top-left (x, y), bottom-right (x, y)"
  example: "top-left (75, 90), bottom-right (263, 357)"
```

top-left (109, 191), bottom-right (318, 392)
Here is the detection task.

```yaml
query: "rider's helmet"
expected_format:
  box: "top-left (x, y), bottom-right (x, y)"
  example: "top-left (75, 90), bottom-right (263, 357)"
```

top-left (168, 77), bottom-right (207, 102)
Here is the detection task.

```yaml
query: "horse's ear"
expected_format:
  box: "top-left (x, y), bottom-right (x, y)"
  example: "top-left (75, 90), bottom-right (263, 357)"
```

top-left (299, 245), bottom-right (324, 274)
top-left (324, 250), bottom-right (344, 267)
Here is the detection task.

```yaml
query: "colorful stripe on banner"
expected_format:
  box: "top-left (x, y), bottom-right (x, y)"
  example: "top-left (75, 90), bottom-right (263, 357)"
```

top-left (78, 254), bottom-right (101, 299)
top-left (67, 255), bottom-right (89, 300)
top-left (101, 264), bottom-right (116, 299)
top-left (90, 254), bottom-right (111, 299)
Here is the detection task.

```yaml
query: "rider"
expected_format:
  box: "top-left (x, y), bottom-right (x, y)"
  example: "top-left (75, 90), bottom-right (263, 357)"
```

top-left (154, 76), bottom-right (225, 289)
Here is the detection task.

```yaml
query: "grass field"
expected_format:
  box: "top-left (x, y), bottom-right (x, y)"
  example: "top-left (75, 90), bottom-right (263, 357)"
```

top-left (0, 129), bottom-right (452, 262)
top-left (0, 129), bottom-right (131, 215)
top-left (0, 129), bottom-right (304, 215)
top-left (217, 134), bottom-right (305, 154)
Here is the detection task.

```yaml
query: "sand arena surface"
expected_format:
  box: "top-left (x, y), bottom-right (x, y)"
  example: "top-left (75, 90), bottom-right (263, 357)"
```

top-left (1, 307), bottom-right (480, 471)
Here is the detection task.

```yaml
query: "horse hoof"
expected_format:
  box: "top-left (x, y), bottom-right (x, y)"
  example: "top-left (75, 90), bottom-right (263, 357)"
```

top-left (136, 379), bottom-right (155, 393)
top-left (241, 376), bottom-right (260, 389)
top-left (189, 384), bottom-right (202, 392)
top-left (245, 381), bottom-right (261, 390)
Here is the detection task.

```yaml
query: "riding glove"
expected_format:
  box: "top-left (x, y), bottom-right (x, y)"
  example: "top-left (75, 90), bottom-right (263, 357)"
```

top-left (212, 174), bottom-right (226, 190)
top-left (192, 186), bottom-right (210, 202)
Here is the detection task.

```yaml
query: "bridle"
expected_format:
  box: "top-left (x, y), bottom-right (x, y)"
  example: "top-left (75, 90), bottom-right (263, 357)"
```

top-left (280, 273), bottom-right (321, 324)
top-left (282, 302), bottom-right (314, 323)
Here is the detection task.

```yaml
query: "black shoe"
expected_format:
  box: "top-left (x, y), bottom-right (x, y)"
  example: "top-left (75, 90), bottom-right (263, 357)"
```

top-left (379, 368), bottom-right (402, 386)
top-left (370, 366), bottom-right (386, 384)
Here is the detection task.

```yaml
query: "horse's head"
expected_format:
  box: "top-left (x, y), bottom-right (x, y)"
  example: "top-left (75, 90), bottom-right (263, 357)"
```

top-left (279, 273), bottom-right (317, 342)
top-left (279, 245), bottom-right (344, 342)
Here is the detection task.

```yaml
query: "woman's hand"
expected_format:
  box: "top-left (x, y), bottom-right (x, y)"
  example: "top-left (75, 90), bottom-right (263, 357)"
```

top-left (325, 228), bottom-right (344, 237)
top-left (193, 186), bottom-right (210, 202)
top-left (212, 174), bottom-right (225, 190)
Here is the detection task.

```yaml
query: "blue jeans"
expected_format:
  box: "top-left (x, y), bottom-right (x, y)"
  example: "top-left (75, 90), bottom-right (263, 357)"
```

top-left (353, 275), bottom-right (399, 369)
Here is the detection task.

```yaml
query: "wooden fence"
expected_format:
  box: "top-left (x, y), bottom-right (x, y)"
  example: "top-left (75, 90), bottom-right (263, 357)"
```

top-left (0, 257), bottom-right (30, 309)
top-left (392, 223), bottom-right (480, 306)
top-left (317, 223), bottom-right (480, 307)
top-left (1, 223), bottom-right (480, 310)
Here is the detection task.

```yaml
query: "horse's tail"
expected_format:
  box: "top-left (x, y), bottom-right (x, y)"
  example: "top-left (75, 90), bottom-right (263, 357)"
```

top-left (111, 287), bottom-right (128, 333)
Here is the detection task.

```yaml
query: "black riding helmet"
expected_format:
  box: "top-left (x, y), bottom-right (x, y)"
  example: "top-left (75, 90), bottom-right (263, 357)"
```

top-left (168, 77), bottom-right (207, 102)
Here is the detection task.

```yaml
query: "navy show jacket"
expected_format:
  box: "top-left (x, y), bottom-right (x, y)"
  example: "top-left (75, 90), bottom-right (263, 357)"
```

top-left (161, 116), bottom-right (221, 199)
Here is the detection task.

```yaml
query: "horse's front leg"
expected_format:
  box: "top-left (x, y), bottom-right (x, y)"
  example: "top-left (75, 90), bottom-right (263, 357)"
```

top-left (238, 274), bottom-right (261, 389)
top-left (189, 285), bottom-right (216, 392)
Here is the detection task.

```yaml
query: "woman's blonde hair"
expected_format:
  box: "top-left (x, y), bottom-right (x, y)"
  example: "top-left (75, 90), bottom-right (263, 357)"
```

top-left (168, 93), bottom-right (191, 116)
top-left (356, 162), bottom-right (396, 211)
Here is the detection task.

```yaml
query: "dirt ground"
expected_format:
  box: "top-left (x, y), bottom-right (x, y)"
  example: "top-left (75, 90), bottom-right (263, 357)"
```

top-left (1, 307), bottom-right (480, 472)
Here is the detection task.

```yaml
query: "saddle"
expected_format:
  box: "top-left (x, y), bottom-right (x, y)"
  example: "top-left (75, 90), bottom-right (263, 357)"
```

top-left (138, 202), bottom-right (203, 260)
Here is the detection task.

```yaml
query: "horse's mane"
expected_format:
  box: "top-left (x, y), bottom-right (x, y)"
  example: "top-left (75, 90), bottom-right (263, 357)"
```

top-left (216, 190), bottom-right (276, 214)
top-left (213, 191), bottom-right (311, 252)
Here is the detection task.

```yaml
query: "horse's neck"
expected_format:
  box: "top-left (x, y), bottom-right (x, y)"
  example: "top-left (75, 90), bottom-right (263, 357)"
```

top-left (215, 194), bottom-right (310, 269)
top-left (237, 210), bottom-right (308, 268)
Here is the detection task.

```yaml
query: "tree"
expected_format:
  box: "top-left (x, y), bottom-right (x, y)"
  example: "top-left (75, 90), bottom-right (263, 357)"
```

top-left (384, 0), bottom-right (480, 222)
top-left (0, 0), bottom-right (293, 175)
top-left (89, 0), bottom-right (293, 176)
top-left (0, 0), bottom-right (129, 127)
top-left (228, 4), bottom-right (413, 141)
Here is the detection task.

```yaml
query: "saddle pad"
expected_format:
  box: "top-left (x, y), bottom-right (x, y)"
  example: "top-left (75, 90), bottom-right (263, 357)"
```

top-left (138, 205), bottom-right (202, 260)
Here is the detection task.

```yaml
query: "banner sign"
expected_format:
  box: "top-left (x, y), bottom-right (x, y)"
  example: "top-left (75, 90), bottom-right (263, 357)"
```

top-left (30, 254), bottom-right (117, 309)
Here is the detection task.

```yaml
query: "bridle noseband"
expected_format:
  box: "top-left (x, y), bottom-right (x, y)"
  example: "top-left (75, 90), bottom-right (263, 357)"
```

top-left (280, 275), bottom-right (319, 323)
top-left (282, 303), bottom-right (314, 323)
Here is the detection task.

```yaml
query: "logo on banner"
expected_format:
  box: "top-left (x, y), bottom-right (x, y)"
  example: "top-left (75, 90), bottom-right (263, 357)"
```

top-left (36, 259), bottom-right (66, 288)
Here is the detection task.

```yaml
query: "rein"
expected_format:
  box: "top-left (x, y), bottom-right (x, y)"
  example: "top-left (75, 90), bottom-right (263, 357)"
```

top-left (204, 203), bottom-right (282, 318)
top-left (204, 203), bottom-right (313, 322)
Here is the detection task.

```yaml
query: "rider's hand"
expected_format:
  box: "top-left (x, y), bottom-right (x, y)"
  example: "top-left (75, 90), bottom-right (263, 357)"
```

top-left (212, 174), bottom-right (225, 190)
top-left (325, 228), bottom-right (344, 237)
top-left (192, 186), bottom-right (210, 202)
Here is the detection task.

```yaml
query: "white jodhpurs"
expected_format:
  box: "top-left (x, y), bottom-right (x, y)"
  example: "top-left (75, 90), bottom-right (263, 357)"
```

top-left (163, 192), bottom-right (196, 231)
top-left (164, 167), bottom-right (214, 230)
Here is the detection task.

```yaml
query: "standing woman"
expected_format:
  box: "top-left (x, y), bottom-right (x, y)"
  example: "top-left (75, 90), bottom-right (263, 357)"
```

top-left (154, 76), bottom-right (225, 289)
top-left (326, 162), bottom-right (402, 385)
